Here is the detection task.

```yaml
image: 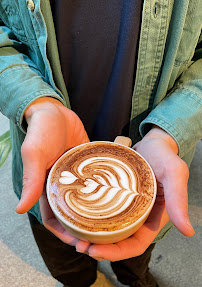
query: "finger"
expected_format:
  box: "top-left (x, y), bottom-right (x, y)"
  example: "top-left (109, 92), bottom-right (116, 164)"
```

top-left (15, 146), bottom-right (46, 214)
top-left (163, 174), bottom-right (195, 237)
top-left (88, 227), bottom-right (153, 262)
top-left (162, 159), bottom-right (195, 237)
top-left (39, 191), bottom-right (81, 246)
top-left (88, 202), bottom-right (169, 261)
top-left (76, 241), bottom-right (91, 254)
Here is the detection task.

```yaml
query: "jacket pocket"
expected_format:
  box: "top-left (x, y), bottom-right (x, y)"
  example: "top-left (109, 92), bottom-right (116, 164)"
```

top-left (0, 0), bottom-right (25, 39)
top-left (0, 0), bottom-right (35, 42)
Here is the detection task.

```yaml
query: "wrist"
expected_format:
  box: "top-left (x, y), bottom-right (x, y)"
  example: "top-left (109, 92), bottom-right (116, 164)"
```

top-left (24, 97), bottom-right (63, 125)
top-left (143, 125), bottom-right (179, 154)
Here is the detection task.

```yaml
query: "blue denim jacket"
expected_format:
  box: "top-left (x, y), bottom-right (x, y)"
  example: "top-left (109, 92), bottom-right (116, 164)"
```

top-left (0, 0), bottom-right (201, 241)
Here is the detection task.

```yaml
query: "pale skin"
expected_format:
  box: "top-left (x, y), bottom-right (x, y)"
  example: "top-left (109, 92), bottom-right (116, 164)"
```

top-left (16, 96), bottom-right (195, 262)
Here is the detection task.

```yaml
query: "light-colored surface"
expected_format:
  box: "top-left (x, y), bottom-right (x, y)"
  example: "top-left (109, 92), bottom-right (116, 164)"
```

top-left (0, 112), bottom-right (202, 287)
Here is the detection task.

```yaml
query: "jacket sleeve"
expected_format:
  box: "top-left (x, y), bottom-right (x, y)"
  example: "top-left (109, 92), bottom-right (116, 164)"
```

top-left (140, 34), bottom-right (202, 159)
top-left (0, 20), bottom-right (66, 133)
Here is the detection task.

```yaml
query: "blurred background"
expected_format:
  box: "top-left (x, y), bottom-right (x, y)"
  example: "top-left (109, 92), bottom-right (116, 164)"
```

top-left (0, 112), bottom-right (201, 287)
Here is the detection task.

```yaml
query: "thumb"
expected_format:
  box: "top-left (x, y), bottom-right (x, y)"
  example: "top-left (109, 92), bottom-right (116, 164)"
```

top-left (163, 162), bottom-right (195, 237)
top-left (15, 146), bottom-right (46, 214)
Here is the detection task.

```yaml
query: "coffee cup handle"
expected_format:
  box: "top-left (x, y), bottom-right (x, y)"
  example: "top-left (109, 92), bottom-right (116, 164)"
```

top-left (114, 136), bottom-right (132, 148)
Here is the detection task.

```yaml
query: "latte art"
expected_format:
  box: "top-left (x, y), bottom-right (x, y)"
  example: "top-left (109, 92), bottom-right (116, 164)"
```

top-left (59, 157), bottom-right (139, 220)
top-left (48, 142), bottom-right (155, 232)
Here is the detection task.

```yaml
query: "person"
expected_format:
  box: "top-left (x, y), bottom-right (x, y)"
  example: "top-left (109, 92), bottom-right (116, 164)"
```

top-left (0, 0), bottom-right (201, 286)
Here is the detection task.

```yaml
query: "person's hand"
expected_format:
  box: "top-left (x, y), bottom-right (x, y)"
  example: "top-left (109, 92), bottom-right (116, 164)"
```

top-left (77, 126), bottom-right (195, 261)
top-left (15, 97), bottom-right (90, 246)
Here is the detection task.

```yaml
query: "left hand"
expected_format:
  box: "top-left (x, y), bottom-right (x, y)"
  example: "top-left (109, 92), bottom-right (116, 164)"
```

top-left (76, 126), bottom-right (195, 261)
top-left (15, 97), bottom-right (90, 247)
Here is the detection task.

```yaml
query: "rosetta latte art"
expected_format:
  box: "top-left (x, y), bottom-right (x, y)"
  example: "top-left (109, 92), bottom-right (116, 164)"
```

top-left (59, 157), bottom-right (139, 220)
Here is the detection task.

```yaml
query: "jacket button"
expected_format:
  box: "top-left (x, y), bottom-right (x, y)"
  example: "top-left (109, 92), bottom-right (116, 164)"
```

top-left (153, 2), bottom-right (160, 18)
top-left (26, 0), bottom-right (35, 12)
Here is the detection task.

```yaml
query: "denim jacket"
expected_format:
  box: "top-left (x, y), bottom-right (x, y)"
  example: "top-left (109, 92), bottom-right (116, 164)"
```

top-left (0, 0), bottom-right (201, 241)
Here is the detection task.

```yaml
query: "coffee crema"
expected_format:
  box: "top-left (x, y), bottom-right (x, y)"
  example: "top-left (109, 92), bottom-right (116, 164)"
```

top-left (48, 142), bottom-right (155, 232)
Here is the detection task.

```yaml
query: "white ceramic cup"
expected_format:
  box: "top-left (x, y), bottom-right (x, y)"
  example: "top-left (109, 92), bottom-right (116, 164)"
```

top-left (46, 137), bottom-right (157, 244)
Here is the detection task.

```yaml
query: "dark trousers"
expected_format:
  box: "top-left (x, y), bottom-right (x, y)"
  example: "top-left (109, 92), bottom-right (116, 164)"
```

top-left (28, 213), bottom-right (158, 287)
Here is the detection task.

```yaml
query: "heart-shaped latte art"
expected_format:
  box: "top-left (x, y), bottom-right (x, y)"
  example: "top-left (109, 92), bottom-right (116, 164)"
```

top-left (60, 171), bottom-right (78, 184)
top-left (59, 157), bottom-right (139, 219)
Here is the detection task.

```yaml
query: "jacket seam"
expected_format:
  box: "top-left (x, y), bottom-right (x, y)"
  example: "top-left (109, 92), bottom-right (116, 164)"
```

top-left (174, 87), bottom-right (202, 101)
top-left (0, 65), bottom-right (43, 78)
top-left (149, 0), bottom-right (169, 108)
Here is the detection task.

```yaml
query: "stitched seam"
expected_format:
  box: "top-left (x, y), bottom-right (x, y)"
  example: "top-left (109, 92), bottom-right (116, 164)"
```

top-left (174, 87), bottom-right (202, 103)
top-left (0, 65), bottom-right (41, 77)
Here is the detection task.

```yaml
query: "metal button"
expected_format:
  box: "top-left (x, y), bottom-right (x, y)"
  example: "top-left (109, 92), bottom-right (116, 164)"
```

top-left (27, 0), bottom-right (35, 12)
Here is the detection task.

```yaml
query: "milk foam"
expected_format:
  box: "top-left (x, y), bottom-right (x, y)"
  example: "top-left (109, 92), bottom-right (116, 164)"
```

top-left (59, 156), bottom-right (138, 219)
top-left (49, 142), bottom-right (155, 232)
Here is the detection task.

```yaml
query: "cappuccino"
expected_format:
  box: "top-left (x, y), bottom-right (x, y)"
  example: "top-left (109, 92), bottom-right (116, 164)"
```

top-left (47, 141), bottom-right (156, 243)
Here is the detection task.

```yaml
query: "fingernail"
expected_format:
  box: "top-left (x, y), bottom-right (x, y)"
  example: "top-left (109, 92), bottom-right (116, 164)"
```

top-left (186, 220), bottom-right (195, 235)
top-left (15, 203), bottom-right (21, 213)
top-left (92, 256), bottom-right (105, 261)
top-left (76, 249), bottom-right (88, 255)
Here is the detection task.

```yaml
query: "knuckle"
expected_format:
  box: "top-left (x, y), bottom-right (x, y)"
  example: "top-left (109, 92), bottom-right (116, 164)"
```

top-left (21, 141), bottom-right (29, 155)
top-left (21, 141), bottom-right (36, 157)
top-left (22, 171), bottom-right (32, 190)
top-left (176, 158), bottom-right (189, 180)
top-left (167, 157), bottom-right (189, 180)
top-left (22, 173), bottom-right (29, 186)
top-left (21, 140), bottom-right (43, 161)
top-left (42, 220), bottom-right (47, 228)
top-left (181, 160), bottom-right (189, 178)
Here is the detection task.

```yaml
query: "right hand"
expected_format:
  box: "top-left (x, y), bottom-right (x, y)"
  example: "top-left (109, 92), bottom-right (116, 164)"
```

top-left (83, 127), bottom-right (195, 261)
top-left (15, 96), bottom-right (90, 246)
